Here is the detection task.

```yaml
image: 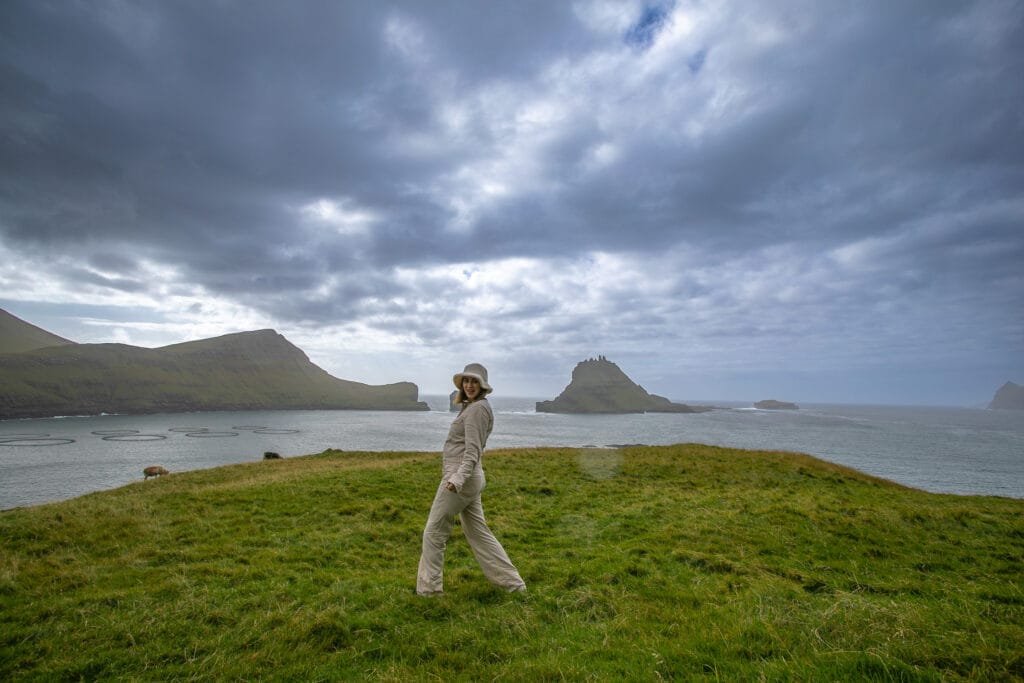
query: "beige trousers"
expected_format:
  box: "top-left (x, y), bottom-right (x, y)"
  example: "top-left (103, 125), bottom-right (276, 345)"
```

top-left (416, 473), bottom-right (525, 594)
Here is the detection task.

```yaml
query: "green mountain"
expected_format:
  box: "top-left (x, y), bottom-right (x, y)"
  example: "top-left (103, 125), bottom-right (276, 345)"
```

top-left (536, 356), bottom-right (711, 414)
top-left (988, 381), bottom-right (1024, 410)
top-left (0, 316), bottom-right (428, 418)
top-left (0, 308), bottom-right (76, 354)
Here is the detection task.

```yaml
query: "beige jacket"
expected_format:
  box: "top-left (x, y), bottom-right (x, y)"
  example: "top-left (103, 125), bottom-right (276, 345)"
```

top-left (443, 398), bottom-right (493, 492)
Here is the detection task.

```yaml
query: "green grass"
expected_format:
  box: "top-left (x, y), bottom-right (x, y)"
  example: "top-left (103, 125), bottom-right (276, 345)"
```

top-left (2, 445), bottom-right (1022, 680)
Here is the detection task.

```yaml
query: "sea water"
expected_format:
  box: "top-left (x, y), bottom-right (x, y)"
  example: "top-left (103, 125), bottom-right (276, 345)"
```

top-left (1, 397), bottom-right (1021, 509)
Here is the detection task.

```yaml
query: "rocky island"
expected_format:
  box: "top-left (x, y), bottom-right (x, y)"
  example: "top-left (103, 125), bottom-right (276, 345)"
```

top-left (0, 308), bottom-right (428, 418)
top-left (754, 399), bottom-right (799, 410)
top-left (988, 381), bottom-right (1024, 410)
top-left (536, 356), bottom-right (710, 414)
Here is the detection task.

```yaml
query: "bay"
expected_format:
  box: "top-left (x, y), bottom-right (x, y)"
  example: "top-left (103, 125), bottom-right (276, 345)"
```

top-left (1, 397), bottom-right (1021, 510)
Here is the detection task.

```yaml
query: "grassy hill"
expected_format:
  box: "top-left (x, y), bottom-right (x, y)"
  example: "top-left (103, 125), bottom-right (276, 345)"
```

top-left (1, 444), bottom-right (1021, 680)
top-left (0, 308), bottom-right (75, 354)
top-left (0, 328), bottom-right (427, 418)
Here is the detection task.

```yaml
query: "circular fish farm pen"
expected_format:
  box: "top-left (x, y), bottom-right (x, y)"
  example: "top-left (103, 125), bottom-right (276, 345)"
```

top-left (0, 438), bottom-right (76, 446)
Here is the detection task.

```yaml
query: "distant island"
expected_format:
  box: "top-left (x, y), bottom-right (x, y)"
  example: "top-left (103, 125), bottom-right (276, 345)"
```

top-left (0, 308), bottom-right (428, 419)
top-left (988, 381), bottom-right (1024, 410)
top-left (536, 356), bottom-right (711, 414)
top-left (754, 399), bottom-right (799, 410)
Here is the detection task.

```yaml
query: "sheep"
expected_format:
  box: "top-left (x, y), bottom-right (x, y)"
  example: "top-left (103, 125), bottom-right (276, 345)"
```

top-left (143, 465), bottom-right (169, 479)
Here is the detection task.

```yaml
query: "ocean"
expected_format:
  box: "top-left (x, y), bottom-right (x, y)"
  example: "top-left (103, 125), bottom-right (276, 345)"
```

top-left (1, 397), bottom-right (1022, 510)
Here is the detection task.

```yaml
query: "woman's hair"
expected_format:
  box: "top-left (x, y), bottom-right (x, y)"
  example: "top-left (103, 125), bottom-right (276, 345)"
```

top-left (455, 382), bottom-right (490, 406)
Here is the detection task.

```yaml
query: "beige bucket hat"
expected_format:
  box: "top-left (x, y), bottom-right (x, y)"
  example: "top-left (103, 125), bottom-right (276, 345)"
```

top-left (453, 362), bottom-right (493, 395)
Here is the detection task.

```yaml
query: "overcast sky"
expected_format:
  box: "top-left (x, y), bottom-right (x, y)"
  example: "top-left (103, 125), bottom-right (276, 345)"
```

top-left (1, 1), bottom-right (1021, 405)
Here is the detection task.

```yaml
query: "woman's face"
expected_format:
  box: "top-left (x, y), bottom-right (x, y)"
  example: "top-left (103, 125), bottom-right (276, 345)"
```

top-left (462, 376), bottom-right (481, 401)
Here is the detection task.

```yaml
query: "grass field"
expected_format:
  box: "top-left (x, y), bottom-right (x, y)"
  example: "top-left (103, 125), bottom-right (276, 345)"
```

top-left (2, 444), bottom-right (1022, 680)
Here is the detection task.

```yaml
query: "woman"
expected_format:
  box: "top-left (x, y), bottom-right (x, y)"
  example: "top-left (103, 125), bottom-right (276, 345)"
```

top-left (416, 363), bottom-right (527, 595)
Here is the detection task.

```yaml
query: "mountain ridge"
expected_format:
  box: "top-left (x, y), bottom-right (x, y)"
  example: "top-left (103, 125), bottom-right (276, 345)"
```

top-left (0, 310), bottom-right (428, 418)
top-left (0, 308), bottom-right (76, 354)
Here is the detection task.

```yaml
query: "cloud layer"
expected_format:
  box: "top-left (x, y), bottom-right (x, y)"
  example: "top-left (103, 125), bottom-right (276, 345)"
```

top-left (2, 1), bottom-right (1022, 403)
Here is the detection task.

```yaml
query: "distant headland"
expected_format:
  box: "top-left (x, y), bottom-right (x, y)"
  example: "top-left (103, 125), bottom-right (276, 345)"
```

top-left (536, 356), bottom-right (712, 414)
top-left (988, 381), bottom-right (1024, 410)
top-left (0, 308), bottom-right (428, 419)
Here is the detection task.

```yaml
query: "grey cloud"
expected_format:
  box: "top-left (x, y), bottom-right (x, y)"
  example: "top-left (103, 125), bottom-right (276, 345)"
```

top-left (64, 267), bottom-right (147, 294)
top-left (0, 0), bottom-right (1021, 405)
top-left (6, 1), bottom-right (1018, 269)
top-left (401, 3), bottom-right (596, 79)
top-left (88, 252), bottom-right (139, 275)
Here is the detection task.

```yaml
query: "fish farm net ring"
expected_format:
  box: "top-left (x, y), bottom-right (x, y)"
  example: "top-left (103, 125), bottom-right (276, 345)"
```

top-left (0, 438), bottom-right (76, 446)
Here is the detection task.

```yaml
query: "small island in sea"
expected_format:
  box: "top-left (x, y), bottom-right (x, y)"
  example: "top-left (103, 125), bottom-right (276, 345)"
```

top-left (0, 307), bottom-right (428, 418)
top-left (988, 381), bottom-right (1024, 410)
top-left (536, 356), bottom-right (711, 414)
top-left (754, 399), bottom-right (799, 410)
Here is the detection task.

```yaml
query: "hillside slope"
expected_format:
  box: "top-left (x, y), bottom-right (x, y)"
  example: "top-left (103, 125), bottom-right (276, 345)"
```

top-left (0, 328), bottom-right (427, 418)
top-left (0, 308), bottom-right (75, 354)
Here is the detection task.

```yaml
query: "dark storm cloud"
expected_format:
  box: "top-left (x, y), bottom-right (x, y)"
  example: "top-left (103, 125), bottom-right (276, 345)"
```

top-left (4, 2), bottom-right (1020, 271)
top-left (0, 1), bottom-right (601, 307)
top-left (0, 0), bottom-right (1021, 403)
